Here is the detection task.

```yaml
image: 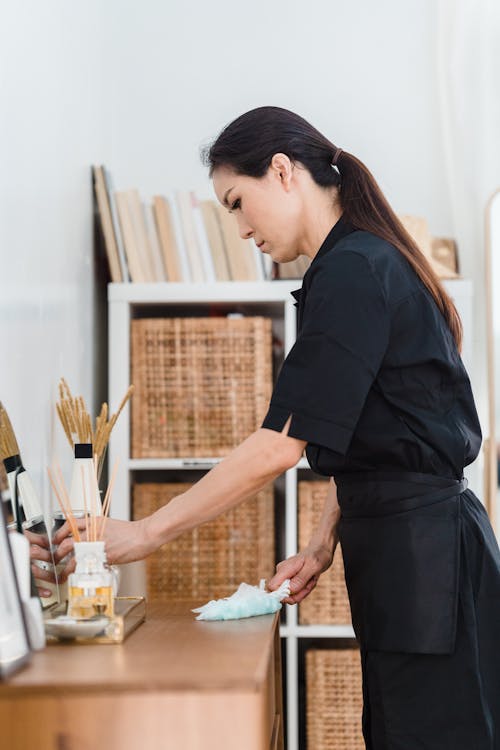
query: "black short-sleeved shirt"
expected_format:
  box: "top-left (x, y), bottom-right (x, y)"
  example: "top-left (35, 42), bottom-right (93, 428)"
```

top-left (261, 215), bottom-right (482, 479)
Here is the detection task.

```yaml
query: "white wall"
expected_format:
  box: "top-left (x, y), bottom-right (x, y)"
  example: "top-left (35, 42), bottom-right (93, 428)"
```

top-left (0, 0), bottom-right (490, 501)
top-left (0, 1), bottom-right (110, 499)
top-left (105, 0), bottom-right (453, 234)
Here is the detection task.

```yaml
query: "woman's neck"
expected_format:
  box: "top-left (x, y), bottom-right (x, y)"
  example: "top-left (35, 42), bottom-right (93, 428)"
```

top-left (299, 186), bottom-right (343, 260)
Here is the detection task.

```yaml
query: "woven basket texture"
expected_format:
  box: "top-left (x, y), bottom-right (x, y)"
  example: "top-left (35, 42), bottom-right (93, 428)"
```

top-left (306, 648), bottom-right (364, 750)
top-left (298, 481), bottom-right (352, 625)
top-left (133, 482), bottom-right (275, 602)
top-left (131, 317), bottom-right (272, 457)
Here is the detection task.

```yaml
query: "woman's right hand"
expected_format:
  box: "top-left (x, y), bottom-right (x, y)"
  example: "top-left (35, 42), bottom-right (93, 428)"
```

top-left (24, 527), bottom-right (56, 598)
top-left (267, 536), bottom-right (338, 605)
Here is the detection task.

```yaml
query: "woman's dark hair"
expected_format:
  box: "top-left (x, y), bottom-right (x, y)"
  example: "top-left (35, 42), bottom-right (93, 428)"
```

top-left (201, 106), bottom-right (462, 351)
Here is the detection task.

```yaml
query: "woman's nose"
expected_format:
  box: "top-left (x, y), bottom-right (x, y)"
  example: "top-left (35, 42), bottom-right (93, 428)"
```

top-left (236, 215), bottom-right (254, 240)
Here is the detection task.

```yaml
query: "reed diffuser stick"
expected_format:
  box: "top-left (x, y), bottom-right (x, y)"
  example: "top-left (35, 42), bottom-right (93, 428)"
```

top-left (99, 459), bottom-right (119, 539)
top-left (80, 466), bottom-right (90, 540)
top-left (47, 468), bottom-right (80, 541)
top-left (55, 464), bottom-right (81, 542)
top-left (60, 488), bottom-right (80, 542)
top-left (90, 459), bottom-right (98, 543)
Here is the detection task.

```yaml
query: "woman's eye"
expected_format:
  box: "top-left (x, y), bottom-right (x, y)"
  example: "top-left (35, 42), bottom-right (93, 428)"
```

top-left (229, 198), bottom-right (241, 213)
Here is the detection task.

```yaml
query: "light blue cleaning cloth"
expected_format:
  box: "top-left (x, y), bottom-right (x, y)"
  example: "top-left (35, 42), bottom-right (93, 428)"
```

top-left (192, 578), bottom-right (291, 621)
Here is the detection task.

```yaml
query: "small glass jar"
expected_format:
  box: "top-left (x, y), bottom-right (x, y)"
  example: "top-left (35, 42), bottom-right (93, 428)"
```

top-left (52, 510), bottom-right (88, 604)
top-left (68, 541), bottom-right (114, 619)
top-left (23, 514), bottom-right (59, 608)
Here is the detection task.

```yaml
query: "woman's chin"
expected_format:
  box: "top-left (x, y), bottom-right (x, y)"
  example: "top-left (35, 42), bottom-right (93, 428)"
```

top-left (269, 248), bottom-right (296, 264)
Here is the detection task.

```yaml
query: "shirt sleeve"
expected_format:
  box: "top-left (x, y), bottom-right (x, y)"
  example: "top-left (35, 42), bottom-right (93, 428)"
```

top-left (261, 250), bottom-right (390, 455)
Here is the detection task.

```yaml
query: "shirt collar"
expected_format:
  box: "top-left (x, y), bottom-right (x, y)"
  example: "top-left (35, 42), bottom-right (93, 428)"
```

top-left (290, 214), bottom-right (356, 307)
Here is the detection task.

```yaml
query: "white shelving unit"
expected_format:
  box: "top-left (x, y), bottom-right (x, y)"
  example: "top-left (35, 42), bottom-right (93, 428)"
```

top-left (108, 278), bottom-right (474, 750)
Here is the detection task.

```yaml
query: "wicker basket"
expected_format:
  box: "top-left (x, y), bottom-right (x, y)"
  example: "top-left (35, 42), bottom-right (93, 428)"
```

top-left (131, 317), bottom-right (272, 458)
top-left (133, 482), bottom-right (275, 602)
top-left (298, 481), bottom-right (352, 625)
top-left (306, 648), bottom-right (364, 750)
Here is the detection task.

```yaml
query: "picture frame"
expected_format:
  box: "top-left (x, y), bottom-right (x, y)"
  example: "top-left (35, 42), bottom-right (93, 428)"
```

top-left (0, 501), bottom-right (31, 679)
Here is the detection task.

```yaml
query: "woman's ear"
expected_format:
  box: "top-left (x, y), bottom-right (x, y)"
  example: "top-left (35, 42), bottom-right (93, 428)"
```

top-left (270, 153), bottom-right (294, 190)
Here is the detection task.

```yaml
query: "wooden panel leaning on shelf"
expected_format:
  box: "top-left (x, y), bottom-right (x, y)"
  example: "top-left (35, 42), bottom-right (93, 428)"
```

top-left (298, 481), bottom-right (351, 625)
top-left (133, 482), bottom-right (275, 602)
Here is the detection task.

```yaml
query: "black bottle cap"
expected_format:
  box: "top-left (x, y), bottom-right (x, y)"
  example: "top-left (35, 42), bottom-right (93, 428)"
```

top-left (74, 443), bottom-right (93, 459)
top-left (4, 454), bottom-right (22, 473)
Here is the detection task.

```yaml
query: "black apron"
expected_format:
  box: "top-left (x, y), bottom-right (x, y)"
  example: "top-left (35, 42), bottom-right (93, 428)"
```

top-left (337, 471), bottom-right (465, 654)
top-left (336, 472), bottom-right (500, 749)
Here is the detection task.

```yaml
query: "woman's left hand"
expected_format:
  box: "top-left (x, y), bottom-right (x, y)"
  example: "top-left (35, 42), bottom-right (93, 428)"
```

top-left (267, 535), bottom-right (337, 605)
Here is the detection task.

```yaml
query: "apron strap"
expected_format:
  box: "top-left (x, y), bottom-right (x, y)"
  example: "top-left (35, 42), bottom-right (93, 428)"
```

top-left (338, 473), bottom-right (468, 519)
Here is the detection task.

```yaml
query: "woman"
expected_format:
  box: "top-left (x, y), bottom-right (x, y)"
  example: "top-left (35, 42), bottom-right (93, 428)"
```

top-left (54, 107), bottom-right (500, 748)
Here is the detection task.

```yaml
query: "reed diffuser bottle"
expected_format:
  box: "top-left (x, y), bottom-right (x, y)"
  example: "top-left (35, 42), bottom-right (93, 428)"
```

top-left (69, 443), bottom-right (102, 515)
top-left (68, 541), bottom-right (114, 619)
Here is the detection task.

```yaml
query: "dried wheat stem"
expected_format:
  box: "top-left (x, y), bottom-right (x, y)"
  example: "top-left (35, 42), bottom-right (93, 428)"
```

top-left (0, 402), bottom-right (21, 459)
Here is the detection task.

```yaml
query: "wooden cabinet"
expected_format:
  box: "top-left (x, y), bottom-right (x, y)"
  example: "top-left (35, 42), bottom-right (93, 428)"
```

top-left (0, 602), bottom-right (283, 750)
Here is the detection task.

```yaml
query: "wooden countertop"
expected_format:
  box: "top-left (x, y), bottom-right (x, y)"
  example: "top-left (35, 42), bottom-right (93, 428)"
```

top-left (1, 601), bottom-right (279, 696)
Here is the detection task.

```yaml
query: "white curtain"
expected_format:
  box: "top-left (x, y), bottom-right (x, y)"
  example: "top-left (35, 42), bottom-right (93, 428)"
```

top-left (436, 0), bottom-right (500, 495)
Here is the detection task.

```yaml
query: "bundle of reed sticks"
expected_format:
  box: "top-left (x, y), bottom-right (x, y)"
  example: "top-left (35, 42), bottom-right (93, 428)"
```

top-left (0, 401), bottom-right (21, 462)
top-left (56, 380), bottom-right (93, 444)
top-left (56, 378), bottom-right (133, 476)
top-left (47, 458), bottom-right (119, 542)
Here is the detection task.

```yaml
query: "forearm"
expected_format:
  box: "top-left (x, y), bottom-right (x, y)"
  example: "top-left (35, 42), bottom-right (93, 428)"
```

top-left (309, 478), bottom-right (341, 548)
top-left (149, 426), bottom-right (305, 547)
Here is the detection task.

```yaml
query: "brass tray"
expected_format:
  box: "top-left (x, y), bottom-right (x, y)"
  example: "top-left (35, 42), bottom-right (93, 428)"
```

top-left (44, 596), bottom-right (146, 645)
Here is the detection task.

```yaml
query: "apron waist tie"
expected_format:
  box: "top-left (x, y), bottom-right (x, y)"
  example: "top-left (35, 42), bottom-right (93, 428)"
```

top-left (336, 471), bottom-right (468, 519)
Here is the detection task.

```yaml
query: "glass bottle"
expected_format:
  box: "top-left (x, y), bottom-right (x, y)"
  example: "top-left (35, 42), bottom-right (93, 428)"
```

top-left (68, 541), bottom-right (114, 619)
top-left (69, 443), bottom-right (102, 516)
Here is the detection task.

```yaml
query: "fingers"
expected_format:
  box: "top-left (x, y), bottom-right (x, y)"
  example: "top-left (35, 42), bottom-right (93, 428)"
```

top-left (270, 550), bottom-right (324, 605)
top-left (37, 587), bottom-right (54, 598)
top-left (52, 520), bottom-right (71, 545)
top-left (287, 557), bottom-right (321, 596)
top-left (32, 556), bottom-right (75, 587)
top-left (31, 564), bottom-right (57, 584)
top-left (283, 575), bottom-right (319, 605)
top-left (60, 557), bottom-right (76, 580)
top-left (33, 578), bottom-right (55, 598)
top-left (29, 544), bottom-right (53, 563)
top-left (268, 555), bottom-right (306, 591)
top-left (53, 536), bottom-right (77, 563)
top-left (24, 528), bottom-right (50, 548)
top-left (52, 516), bottom-right (87, 545)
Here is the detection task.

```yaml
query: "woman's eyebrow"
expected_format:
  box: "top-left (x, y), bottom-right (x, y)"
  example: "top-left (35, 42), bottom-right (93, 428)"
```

top-left (223, 187), bottom-right (234, 206)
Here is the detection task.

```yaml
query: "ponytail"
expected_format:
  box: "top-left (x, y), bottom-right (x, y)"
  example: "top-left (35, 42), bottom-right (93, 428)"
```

top-left (336, 150), bottom-right (462, 351)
